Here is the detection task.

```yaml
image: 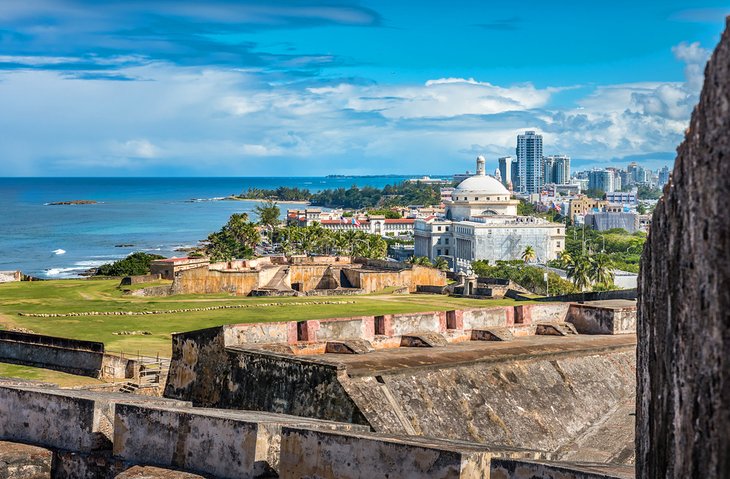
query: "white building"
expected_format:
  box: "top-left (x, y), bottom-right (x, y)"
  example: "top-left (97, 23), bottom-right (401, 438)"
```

top-left (415, 157), bottom-right (565, 271)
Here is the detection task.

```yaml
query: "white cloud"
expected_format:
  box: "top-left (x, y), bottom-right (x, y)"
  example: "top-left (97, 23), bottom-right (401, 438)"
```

top-left (0, 39), bottom-right (709, 175)
top-left (672, 41), bottom-right (711, 92)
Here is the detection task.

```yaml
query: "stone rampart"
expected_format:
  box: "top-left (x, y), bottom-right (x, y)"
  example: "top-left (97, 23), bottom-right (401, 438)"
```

top-left (278, 427), bottom-right (503, 479)
top-left (0, 385), bottom-right (189, 452)
top-left (119, 274), bottom-right (160, 286)
top-left (0, 331), bottom-right (138, 379)
top-left (0, 270), bottom-right (22, 283)
top-left (490, 459), bottom-right (634, 479)
top-left (567, 302), bottom-right (636, 335)
top-left (113, 403), bottom-right (368, 479)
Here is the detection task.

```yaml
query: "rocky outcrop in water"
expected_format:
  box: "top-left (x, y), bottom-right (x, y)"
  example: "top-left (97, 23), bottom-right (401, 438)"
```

top-left (637, 17), bottom-right (730, 479)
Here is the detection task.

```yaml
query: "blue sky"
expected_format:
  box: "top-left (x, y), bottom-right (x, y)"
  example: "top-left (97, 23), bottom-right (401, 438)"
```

top-left (0, 1), bottom-right (727, 176)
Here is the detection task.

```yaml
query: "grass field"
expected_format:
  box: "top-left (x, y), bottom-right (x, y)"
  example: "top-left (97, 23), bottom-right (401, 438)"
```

top-left (0, 279), bottom-right (524, 357)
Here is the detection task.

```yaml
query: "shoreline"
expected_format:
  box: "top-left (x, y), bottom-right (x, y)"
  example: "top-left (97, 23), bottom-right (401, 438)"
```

top-left (225, 196), bottom-right (311, 205)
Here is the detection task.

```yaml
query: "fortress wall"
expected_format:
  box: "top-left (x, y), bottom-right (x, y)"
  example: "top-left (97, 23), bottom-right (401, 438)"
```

top-left (0, 340), bottom-right (104, 377)
top-left (113, 404), bottom-right (369, 479)
top-left (278, 427), bottom-right (495, 479)
top-left (289, 256), bottom-right (352, 265)
top-left (0, 386), bottom-right (108, 452)
top-left (516, 303), bottom-right (571, 324)
top-left (0, 331), bottom-right (139, 379)
top-left (163, 326), bottom-right (231, 405)
top-left (0, 386), bottom-right (189, 453)
top-left (567, 304), bottom-right (637, 335)
top-left (171, 267), bottom-right (260, 296)
top-left (218, 349), bottom-right (369, 425)
top-left (304, 316), bottom-right (376, 342)
top-left (223, 322), bottom-right (297, 345)
top-left (376, 311), bottom-right (447, 336)
top-left (346, 266), bottom-right (447, 293)
top-left (289, 264), bottom-right (338, 291)
top-left (346, 348), bottom-right (636, 456)
top-left (458, 307), bottom-right (514, 330)
top-left (490, 459), bottom-right (633, 479)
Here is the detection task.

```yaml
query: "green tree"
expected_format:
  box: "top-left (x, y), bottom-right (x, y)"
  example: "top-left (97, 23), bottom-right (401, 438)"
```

top-left (408, 256), bottom-right (433, 267)
top-left (254, 200), bottom-right (280, 234)
top-left (433, 257), bottom-right (450, 271)
top-left (565, 254), bottom-right (592, 291)
top-left (95, 252), bottom-right (164, 276)
top-left (589, 253), bottom-right (615, 288)
top-left (205, 213), bottom-right (260, 261)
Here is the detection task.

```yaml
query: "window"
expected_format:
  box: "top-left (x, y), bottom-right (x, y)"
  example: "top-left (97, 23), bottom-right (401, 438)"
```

top-left (445, 238), bottom-right (449, 244)
top-left (557, 241), bottom-right (561, 248)
top-left (437, 249), bottom-right (442, 255)
top-left (437, 226), bottom-right (442, 231)
top-left (487, 197), bottom-right (490, 201)
top-left (445, 249), bottom-right (449, 255)
top-left (475, 197), bottom-right (479, 201)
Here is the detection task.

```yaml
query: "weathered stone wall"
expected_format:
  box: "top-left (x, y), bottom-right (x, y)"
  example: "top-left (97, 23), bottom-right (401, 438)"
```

top-left (113, 404), bottom-right (368, 479)
top-left (0, 332), bottom-right (105, 378)
top-left (171, 267), bottom-right (260, 295)
top-left (164, 326), bottom-right (231, 406)
top-left (0, 386), bottom-right (189, 453)
top-left (0, 332), bottom-right (137, 379)
top-left (218, 350), bottom-right (369, 425)
top-left (348, 349), bottom-right (636, 455)
top-left (490, 459), bottom-right (633, 479)
top-left (376, 311), bottom-right (447, 336)
top-left (0, 270), bottom-right (22, 283)
top-left (119, 274), bottom-right (160, 286)
top-left (278, 427), bottom-right (494, 479)
top-left (289, 264), bottom-right (340, 291)
top-left (567, 304), bottom-right (636, 335)
top-left (637, 18), bottom-right (730, 479)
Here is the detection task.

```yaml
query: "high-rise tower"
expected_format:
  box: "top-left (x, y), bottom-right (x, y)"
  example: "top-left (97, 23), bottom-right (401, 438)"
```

top-left (516, 131), bottom-right (544, 193)
top-left (498, 156), bottom-right (513, 187)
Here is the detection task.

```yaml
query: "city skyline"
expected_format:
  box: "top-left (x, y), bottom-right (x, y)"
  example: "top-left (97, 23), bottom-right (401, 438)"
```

top-left (0, 1), bottom-right (727, 176)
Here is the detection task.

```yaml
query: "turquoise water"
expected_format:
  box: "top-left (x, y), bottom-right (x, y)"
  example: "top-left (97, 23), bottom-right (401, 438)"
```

top-left (0, 177), bottom-right (412, 278)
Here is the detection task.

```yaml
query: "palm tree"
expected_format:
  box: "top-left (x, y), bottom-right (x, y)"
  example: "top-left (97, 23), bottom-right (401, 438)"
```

top-left (589, 253), bottom-right (615, 287)
top-left (558, 251), bottom-right (572, 269)
top-left (408, 256), bottom-right (433, 267)
top-left (433, 257), bottom-right (450, 271)
top-left (566, 255), bottom-right (591, 291)
top-left (521, 245), bottom-right (536, 264)
top-left (254, 200), bottom-right (280, 241)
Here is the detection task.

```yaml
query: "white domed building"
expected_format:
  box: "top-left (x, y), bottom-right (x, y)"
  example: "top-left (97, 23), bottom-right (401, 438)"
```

top-left (414, 156), bottom-right (565, 271)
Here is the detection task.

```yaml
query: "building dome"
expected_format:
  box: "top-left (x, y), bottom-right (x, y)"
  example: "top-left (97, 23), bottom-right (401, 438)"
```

top-left (453, 174), bottom-right (510, 197)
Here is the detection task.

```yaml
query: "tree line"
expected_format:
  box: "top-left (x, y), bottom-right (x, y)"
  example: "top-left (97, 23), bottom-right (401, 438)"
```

top-left (238, 181), bottom-right (442, 209)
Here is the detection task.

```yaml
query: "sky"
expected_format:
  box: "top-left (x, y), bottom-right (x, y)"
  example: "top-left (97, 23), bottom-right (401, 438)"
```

top-left (0, 1), bottom-right (728, 177)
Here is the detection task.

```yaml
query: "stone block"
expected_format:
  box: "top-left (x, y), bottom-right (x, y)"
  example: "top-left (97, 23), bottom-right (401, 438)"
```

top-left (278, 427), bottom-right (497, 479)
top-left (0, 440), bottom-right (52, 478)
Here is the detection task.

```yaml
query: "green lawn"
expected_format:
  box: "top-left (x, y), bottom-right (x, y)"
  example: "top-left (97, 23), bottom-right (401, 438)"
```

top-left (0, 363), bottom-right (105, 387)
top-left (0, 279), bottom-right (524, 357)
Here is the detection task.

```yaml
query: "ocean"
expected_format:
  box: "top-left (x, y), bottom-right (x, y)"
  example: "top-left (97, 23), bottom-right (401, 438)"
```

top-left (0, 177), bottom-right (414, 279)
